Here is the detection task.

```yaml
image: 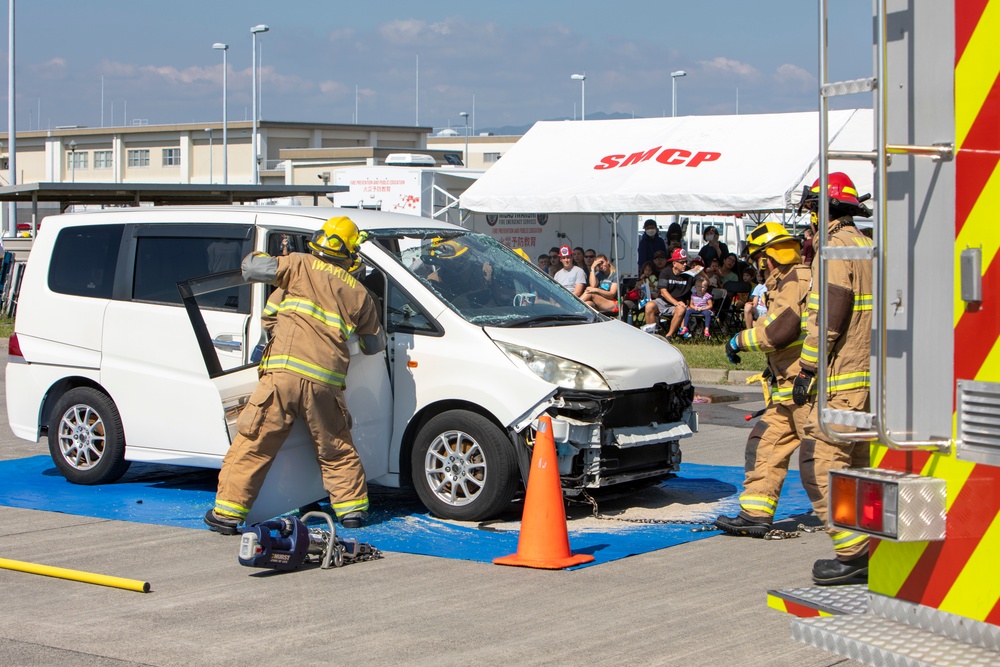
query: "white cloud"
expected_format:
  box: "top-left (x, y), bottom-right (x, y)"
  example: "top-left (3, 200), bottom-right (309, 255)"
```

top-left (774, 63), bottom-right (815, 88)
top-left (699, 56), bottom-right (759, 78)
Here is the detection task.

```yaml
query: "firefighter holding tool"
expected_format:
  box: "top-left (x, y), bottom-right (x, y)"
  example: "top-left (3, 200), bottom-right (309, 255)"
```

top-left (793, 172), bottom-right (874, 585)
top-left (204, 216), bottom-right (386, 535)
top-left (715, 222), bottom-right (812, 538)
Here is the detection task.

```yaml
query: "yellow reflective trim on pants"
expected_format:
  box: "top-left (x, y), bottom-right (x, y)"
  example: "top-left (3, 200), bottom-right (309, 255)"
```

top-left (332, 497), bottom-right (369, 516)
top-left (832, 530), bottom-right (867, 551)
top-left (828, 371), bottom-right (870, 392)
top-left (808, 293), bottom-right (819, 309)
top-left (215, 499), bottom-right (249, 519)
top-left (739, 494), bottom-right (777, 517)
top-left (854, 294), bottom-right (873, 311)
top-left (261, 355), bottom-right (347, 387)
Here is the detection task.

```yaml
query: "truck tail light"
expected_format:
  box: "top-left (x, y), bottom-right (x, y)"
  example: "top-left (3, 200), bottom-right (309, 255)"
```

top-left (829, 468), bottom-right (943, 542)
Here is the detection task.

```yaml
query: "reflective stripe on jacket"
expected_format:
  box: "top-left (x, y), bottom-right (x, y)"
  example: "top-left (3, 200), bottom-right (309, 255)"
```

top-left (735, 263), bottom-right (811, 403)
top-left (800, 218), bottom-right (873, 398)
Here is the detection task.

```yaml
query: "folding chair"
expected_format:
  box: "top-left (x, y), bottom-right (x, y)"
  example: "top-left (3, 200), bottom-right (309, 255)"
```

top-left (685, 288), bottom-right (729, 341)
top-left (720, 280), bottom-right (752, 334)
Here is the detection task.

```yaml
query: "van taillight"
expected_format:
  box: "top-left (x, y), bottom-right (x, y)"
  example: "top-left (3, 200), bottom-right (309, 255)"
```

top-left (8, 332), bottom-right (22, 358)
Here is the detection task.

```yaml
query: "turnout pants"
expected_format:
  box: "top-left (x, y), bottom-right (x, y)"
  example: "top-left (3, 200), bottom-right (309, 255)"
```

top-left (214, 371), bottom-right (368, 522)
top-left (739, 400), bottom-right (811, 522)
top-left (799, 390), bottom-right (871, 560)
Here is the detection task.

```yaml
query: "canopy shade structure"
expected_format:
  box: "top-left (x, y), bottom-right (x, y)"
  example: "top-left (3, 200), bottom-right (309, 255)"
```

top-left (460, 109), bottom-right (874, 216)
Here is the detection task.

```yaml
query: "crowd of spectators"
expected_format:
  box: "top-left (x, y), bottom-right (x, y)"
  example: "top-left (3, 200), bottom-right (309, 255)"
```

top-left (536, 219), bottom-right (794, 340)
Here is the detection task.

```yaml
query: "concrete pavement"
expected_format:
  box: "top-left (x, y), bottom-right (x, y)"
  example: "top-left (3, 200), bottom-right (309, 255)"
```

top-left (0, 351), bottom-right (856, 667)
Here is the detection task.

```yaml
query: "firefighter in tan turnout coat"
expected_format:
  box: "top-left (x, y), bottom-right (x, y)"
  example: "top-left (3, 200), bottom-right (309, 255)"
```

top-left (715, 223), bottom-right (811, 538)
top-left (205, 216), bottom-right (386, 535)
top-left (793, 172), bottom-right (874, 585)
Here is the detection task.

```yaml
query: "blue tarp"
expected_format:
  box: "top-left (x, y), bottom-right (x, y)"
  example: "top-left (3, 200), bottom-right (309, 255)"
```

top-left (0, 456), bottom-right (814, 568)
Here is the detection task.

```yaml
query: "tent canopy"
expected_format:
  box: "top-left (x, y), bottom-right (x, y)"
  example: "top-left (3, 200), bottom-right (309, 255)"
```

top-left (460, 109), bottom-right (874, 216)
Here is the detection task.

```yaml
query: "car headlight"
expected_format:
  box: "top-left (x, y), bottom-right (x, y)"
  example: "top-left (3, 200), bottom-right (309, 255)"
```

top-left (494, 341), bottom-right (609, 391)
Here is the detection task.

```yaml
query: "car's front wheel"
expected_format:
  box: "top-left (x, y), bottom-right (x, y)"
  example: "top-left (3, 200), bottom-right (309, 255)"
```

top-left (48, 387), bottom-right (130, 485)
top-left (411, 410), bottom-right (518, 521)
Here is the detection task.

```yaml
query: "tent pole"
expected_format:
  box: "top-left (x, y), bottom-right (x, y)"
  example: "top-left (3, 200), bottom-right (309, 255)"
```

top-left (612, 212), bottom-right (622, 317)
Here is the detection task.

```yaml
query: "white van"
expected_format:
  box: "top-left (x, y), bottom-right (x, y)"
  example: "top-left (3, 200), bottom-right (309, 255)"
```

top-left (5, 206), bottom-right (697, 522)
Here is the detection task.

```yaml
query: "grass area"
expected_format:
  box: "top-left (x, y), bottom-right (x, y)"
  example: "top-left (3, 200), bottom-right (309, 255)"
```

top-left (0, 316), bottom-right (12, 338)
top-left (672, 339), bottom-right (767, 371)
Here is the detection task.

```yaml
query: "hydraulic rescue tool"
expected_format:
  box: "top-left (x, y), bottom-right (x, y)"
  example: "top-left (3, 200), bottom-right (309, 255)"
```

top-left (238, 511), bottom-right (381, 571)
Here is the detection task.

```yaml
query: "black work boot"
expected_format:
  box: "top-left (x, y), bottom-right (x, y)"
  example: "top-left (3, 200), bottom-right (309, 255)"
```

top-left (812, 553), bottom-right (868, 586)
top-left (340, 511), bottom-right (368, 529)
top-left (204, 509), bottom-right (240, 535)
top-left (714, 513), bottom-right (771, 538)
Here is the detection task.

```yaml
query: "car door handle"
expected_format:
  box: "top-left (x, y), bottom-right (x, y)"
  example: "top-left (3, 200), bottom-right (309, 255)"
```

top-left (213, 337), bottom-right (243, 352)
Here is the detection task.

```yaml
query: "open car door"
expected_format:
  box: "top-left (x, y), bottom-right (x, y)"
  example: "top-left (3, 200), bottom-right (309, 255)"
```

top-left (178, 270), bottom-right (392, 524)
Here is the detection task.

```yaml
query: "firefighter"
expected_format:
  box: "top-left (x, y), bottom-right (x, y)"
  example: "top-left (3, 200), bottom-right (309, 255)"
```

top-left (715, 223), bottom-right (811, 537)
top-left (204, 216), bottom-right (386, 535)
top-left (792, 172), bottom-right (874, 585)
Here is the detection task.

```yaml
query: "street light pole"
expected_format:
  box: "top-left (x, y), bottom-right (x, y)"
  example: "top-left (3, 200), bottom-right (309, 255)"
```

top-left (212, 42), bottom-right (228, 184)
top-left (459, 111), bottom-right (469, 167)
top-left (671, 70), bottom-right (687, 117)
top-left (571, 73), bottom-right (586, 121)
top-left (68, 140), bottom-right (77, 183)
top-left (205, 128), bottom-right (213, 184)
top-left (251, 24), bottom-right (269, 185)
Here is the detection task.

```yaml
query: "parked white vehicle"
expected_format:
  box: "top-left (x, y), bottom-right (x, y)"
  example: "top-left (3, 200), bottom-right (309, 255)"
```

top-left (6, 206), bottom-right (697, 522)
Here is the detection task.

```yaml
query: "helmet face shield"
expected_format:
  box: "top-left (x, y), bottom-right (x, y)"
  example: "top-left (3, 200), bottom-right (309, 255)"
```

top-left (308, 216), bottom-right (364, 268)
top-left (747, 221), bottom-right (801, 267)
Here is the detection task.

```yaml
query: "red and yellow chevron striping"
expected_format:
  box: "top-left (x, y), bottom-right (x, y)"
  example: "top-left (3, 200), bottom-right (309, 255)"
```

top-left (871, 0), bottom-right (1000, 627)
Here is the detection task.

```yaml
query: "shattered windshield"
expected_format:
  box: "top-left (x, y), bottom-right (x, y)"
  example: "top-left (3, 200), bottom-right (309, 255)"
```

top-left (372, 230), bottom-right (598, 328)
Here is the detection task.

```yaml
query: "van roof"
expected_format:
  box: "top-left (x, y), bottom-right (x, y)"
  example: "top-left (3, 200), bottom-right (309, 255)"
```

top-left (40, 205), bottom-right (466, 234)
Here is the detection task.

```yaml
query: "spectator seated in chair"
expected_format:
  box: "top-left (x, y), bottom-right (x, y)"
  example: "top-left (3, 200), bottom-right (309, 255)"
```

top-left (678, 274), bottom-right (714, 339)
top-left (581, 254), bottom-right (620, 315)
top-left (642, 247), bottom-right (693, 338)
top-left (744, 267), bottom-right (768, 329)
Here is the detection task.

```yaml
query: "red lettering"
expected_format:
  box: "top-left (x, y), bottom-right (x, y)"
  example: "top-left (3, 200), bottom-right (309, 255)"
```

top-left (687, 151), bottom-right (721, 167)
top-left (620, 147), bottom-right (661, 167)
top-left (655, 148), bottom-right (691, 165)
top-left (594, 154), bottom-right (624, 170)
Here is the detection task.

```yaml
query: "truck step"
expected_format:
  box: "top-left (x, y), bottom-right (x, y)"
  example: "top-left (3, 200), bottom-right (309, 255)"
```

top-left (792, 613), bottom-right (1000, 667)
top-left (767, 584), bottom-right (869, 617)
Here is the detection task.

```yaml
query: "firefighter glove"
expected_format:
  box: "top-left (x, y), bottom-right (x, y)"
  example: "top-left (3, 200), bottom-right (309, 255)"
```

top-left (792, 370), bottom-right (816, 406)
top-left (725, 335), bottom-right (741, 365)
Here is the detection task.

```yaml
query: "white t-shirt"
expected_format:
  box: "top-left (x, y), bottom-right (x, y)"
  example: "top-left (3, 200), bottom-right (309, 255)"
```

top-left (554, 266), bottom-right (587, 292)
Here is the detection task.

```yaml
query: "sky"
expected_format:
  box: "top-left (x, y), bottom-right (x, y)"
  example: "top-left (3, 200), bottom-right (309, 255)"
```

top-left (0, 0), bottom-right (875, 134)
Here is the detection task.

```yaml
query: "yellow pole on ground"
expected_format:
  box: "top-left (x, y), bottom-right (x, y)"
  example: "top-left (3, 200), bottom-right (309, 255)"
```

top-left (0, 557), bottom-right (151, 593)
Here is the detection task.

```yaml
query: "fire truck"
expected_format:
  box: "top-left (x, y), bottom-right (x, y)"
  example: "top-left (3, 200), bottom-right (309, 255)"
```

top-left (766, 1), bottom-right (1000, 663)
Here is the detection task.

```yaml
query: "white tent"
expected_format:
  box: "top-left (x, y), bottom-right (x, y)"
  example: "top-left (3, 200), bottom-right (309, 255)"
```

top-left (460, 109), bottom-right (874, 216)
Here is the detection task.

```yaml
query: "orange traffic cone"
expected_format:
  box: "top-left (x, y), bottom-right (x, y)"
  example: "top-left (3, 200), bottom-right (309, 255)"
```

top-left (494, 415), bottom-right (594, 569)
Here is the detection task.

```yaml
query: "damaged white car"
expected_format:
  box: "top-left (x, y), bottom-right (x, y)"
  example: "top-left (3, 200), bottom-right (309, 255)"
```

top-left (6, 207), bottom-right (696, 522)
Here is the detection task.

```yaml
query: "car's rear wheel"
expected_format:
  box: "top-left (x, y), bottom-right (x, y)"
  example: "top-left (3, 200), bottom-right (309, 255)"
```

top-left (411, 410), bottom-right (518, 521)
top-left (48, 387), bottom-right (130, 485)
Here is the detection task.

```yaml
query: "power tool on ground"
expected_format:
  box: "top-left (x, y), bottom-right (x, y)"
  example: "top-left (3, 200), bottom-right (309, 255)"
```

top-left (237, 511), bottom-right (381, 571)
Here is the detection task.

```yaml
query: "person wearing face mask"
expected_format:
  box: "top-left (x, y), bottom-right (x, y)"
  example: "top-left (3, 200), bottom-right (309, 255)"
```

top-left (698, 225), bottom-right (729, 269)
top-left (637, 219), bottom-right (668, 268)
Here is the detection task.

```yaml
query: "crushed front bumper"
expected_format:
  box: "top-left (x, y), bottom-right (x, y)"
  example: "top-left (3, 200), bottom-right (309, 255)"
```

top-left (521, 381), bottom-right (697, 492)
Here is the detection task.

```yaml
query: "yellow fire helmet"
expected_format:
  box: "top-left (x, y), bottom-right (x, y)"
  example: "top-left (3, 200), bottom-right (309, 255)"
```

top-left (746, 221), bottom-right (801, 266)
top-left (426, 238), bottom-right (468, 259)
top-left (308, 216), bottom-right (367, 268)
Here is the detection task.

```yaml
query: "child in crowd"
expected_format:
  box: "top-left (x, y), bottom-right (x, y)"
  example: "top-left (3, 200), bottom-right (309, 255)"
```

top-left (744, 268), bottom-right (768, 329)
top-left (678, 275), bottom-right (714, 338)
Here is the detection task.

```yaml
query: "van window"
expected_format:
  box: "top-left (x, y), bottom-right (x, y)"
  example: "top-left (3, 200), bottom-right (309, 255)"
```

top-left (48, 224), bottom-right (124, 299)
top-left (376, 230), bottom-right (595, 328)
top-left (132, 234), bottom-right (252, 312)
top-left (386, 280), bottom-right (438, 334)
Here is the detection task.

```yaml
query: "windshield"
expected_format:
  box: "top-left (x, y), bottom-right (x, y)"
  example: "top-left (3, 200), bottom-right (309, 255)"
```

top-left (371, 229), bottom-right (599, 327)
